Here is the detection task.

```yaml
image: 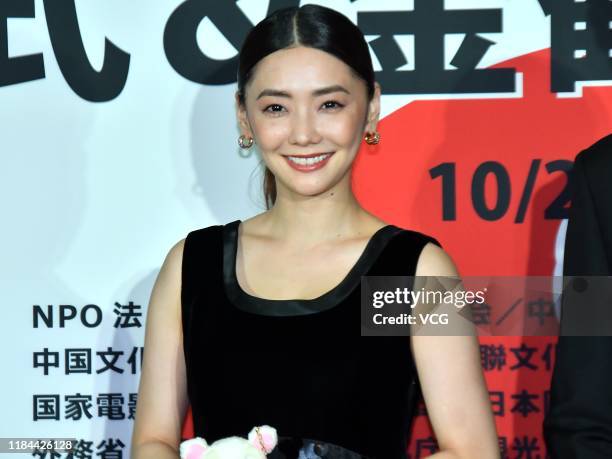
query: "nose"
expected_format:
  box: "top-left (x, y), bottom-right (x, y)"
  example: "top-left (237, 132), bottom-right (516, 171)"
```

top-left (288, 108), bottom-right (322, 146)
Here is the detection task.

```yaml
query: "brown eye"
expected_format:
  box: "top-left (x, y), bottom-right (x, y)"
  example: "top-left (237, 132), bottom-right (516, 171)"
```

top-left (321, 100), bottom-right (344, 110)
top-left (264, 104), bottom-right (285, 114)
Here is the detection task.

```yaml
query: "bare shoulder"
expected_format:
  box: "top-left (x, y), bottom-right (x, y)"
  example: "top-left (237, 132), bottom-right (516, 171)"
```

top-left (415, 241), bottom-right (460, 277)
top-left (164, 238), bottom-right (186, 272)
top-left (157, 238), bottom-right (185, 287)
top-left (148, 237), bottom-right (186, 316)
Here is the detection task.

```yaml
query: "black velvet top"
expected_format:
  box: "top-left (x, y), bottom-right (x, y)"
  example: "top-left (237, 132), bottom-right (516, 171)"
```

top-left (181, 220), bottom-right (440, 458)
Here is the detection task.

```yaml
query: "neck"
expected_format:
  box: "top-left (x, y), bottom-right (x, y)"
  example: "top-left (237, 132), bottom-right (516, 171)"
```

top-left (258, 173), bottom-right (374, 244)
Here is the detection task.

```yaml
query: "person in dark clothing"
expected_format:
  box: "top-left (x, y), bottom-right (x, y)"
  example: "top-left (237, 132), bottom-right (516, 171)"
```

top-left (131, 5), bottom-right (499, 459)
top-left (544, 133), bottom-right (612, 458)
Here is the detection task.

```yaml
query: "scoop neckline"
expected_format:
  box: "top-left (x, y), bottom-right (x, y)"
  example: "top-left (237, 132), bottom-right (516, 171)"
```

top-left (221, 219), bottom-right (403, 316)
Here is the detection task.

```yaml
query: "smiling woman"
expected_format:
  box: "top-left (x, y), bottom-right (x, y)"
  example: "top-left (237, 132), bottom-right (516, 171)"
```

top-left (130, 4), bottom-right (500, 459)
top-left (236, 43), bottom-right (378, 210)
top-left (235, 5), bottom-right (376, 211)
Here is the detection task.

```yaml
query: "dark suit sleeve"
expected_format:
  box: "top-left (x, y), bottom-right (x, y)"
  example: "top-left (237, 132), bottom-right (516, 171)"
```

top-left (563, 150), bottom-right (611, 275)
top-left (543, 143), bottom-right (612, 458)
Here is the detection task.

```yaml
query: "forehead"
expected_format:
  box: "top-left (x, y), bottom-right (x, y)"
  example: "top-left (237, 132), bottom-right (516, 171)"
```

top-left (246, 46), bottom-right (362, 94)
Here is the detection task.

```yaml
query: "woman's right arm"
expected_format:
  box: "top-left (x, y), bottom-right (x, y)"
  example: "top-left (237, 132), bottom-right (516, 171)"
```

top-left (131, 239), bottom-right (189, 459)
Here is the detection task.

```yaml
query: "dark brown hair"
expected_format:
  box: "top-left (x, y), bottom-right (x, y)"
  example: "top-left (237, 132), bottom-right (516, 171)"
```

top-left (236, 5), bottom-right (375, 209)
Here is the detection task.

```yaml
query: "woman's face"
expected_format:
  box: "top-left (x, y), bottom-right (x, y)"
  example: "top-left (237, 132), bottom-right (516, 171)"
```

top-left (237, 46), bottom-right (380, 200)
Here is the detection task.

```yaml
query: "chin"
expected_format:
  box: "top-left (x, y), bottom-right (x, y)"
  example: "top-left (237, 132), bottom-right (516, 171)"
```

top-left (268, 156), bottom-right (352, 198)
top-left (281, 176), bottom-right (346, 199)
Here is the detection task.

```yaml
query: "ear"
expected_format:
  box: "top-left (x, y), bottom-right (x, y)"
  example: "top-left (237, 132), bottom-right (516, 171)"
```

top-left (364, 82), bottom-right (381, 133)
top-left (235, 90), bottom-right (253, 137)
top-left (179, 437), bottom-right (208, 459)
top-left (247, 425), bottom-right (278, 453)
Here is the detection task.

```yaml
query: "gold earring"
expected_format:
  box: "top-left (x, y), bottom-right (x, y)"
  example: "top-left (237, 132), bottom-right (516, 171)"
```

top-left (364, 131), bottom-right (380, 145)
top-left (238, 134), bottom-right (254, 149)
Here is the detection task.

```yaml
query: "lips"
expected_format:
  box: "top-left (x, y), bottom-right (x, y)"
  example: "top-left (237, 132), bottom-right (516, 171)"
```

top-left (283, 152), bottom-right (334, 172)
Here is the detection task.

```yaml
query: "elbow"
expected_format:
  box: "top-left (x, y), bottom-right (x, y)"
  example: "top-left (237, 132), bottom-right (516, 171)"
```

top-left (131, 439), bottom-right (180, 459)
top-left (439, 439), bottom-right (501, 459)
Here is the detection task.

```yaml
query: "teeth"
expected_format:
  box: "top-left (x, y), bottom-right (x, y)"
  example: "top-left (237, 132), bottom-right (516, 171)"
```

top-left (287, 153), bottom-right (331, 166)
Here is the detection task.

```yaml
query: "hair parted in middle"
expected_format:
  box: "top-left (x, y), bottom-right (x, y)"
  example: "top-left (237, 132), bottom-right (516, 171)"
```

top-left (236, 4), bottom-right (376, 209)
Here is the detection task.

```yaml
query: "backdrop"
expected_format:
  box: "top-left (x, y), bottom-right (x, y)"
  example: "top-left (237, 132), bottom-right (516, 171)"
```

top-left (2, 0), bottom-right (611, 458)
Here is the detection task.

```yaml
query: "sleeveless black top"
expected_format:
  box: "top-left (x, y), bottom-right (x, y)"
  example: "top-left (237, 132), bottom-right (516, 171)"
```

top-left (181, 220), bottom-right (440, 459)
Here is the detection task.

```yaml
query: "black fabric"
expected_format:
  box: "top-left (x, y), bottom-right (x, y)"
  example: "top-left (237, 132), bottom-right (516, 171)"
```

top-left (181, 220), bottom-right (440, 459)
top-left (268, 437), bottom-right (368, 458)
top-left (222, 220), bottom-right (406, 316)
top-left (544, 133), bottom-right (612, 459)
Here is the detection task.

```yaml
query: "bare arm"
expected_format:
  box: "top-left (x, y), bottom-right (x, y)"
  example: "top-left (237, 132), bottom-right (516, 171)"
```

top-left (131, 239), bottom-right (189, 459)
top-left (411, 243), bottom-right (500, 459)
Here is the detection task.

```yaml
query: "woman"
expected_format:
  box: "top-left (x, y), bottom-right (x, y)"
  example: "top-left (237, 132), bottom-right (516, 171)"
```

top-left (131, 5), bottom-right (499, 458)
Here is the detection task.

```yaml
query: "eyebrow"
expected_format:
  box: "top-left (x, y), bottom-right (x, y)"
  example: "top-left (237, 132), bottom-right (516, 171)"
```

top-left (255, 85), bottom-right (350, 100)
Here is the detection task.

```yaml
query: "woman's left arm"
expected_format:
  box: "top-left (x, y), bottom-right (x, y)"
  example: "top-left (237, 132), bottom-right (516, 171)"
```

top-left (410, 243), bottom-right (500, 459)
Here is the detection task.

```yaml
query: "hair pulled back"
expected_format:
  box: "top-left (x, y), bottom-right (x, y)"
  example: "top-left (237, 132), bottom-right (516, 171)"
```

top-left (236, 5), bottom-right (375, 209)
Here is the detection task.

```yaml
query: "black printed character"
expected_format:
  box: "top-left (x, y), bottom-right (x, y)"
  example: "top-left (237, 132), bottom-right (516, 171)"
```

top-left (0, 0), bottom-right (129, 100)
top-left (357, 0), bottom-right (516, 95)
top-left (538, 0), bottom-right (612, 93)
top-left (164, 0), bottom-right (299, 85)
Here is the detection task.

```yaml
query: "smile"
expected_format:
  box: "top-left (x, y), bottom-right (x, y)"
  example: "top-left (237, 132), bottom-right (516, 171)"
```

top-left (286, 153), bottom-right (332, 165)
top-left (284, 152), bottom-right (334, 172)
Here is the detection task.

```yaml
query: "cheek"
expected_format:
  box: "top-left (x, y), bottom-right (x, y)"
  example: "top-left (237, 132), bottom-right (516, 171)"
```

top-left (320, 118), bottom-right (359, 144)
top-left (251, 119), bottom-right (287, 150)
top-left (319, 110), bottom-right (364, 147)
